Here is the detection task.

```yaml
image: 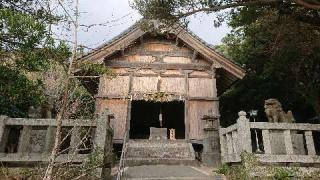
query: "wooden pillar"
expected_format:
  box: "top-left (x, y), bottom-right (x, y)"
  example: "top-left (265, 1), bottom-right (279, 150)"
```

top-left (262, 129), bottom-right (272, 154)
top-left (212, 68), bottom-right (218, 98)
top-left (304, 131), bottom-right (316, 155)
top-left (18, 126), bottom-right (32, 155)
top-left (184, 70), bottom-right (191, 140)
top-left (126, 70), bottom-right (134, 133)
top-left (283, 130), bottom-right (293, 155)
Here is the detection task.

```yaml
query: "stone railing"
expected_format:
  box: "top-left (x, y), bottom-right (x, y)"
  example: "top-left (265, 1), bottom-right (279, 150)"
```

top-left (0, 110), bottom-right (114, 178)
top-left (220, 111), bottom-right (320, 164)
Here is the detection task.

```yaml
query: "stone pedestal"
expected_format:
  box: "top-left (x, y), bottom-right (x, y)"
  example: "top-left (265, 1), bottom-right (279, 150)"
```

top-left (201, 114), bottom-right (221, 167)
top-left (149, 127), bottom-right (167, 140)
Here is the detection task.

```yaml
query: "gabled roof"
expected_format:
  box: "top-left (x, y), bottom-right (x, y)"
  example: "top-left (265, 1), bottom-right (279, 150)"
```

top-left (79, 20), bottom-right (246, 94)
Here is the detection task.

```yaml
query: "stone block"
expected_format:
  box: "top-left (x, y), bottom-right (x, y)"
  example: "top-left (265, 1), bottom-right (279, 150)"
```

top-left (292, 133), bottom-right (306, 155)
top-left (270, 131), bottom-right (286, 154)
top-left (30, 128), bottom-right (47, 153)
top-left (149, 127), bottom-right (167, 140)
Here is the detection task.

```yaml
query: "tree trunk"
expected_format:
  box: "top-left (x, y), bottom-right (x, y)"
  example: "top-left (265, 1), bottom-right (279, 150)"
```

top-left (43, 0), bottom-right (79, 179)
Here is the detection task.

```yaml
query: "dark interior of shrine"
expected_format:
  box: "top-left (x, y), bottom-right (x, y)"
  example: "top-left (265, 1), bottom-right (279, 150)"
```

top-left (129, 100), bottom-right (185, 139)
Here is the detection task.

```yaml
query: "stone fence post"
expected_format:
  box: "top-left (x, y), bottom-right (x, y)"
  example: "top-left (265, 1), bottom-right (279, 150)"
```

top-left (0, 116), bottom-right (8, 152)
top-left (237, 111), bottom-right (252, 153)
top-left (94, 109), bottom-right (114, 180)
top-left (201, 113), bottom-right (221, 167)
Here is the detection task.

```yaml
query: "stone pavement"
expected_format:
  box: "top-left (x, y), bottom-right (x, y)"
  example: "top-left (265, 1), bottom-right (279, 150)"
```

top-left (122, 165), bottom-right (224, 180)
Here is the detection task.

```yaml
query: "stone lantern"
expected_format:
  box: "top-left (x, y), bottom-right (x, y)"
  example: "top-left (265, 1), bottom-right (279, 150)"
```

top-left (201, 111), bottom-right (220, 167)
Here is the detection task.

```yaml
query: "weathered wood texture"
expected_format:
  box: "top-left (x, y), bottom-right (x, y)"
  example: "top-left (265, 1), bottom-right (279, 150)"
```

top-left (160, 77), bottom-right (185, 94)
top-left (98, 75), bottom-right (129, 96)
top-left (188, 100), bottom-right (218, 140)
top-left (188, 78), bottom-right (215, 97)
top-left (132, 77), bottom-right (158, 93)
top-left (97, 37), bottom-right (219, 141)
top-left (96, 99), bottom-right (128, 140)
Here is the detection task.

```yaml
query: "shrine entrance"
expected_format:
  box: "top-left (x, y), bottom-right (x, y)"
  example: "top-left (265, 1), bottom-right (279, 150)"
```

top-left (129, 100), bottom-right (185, 139)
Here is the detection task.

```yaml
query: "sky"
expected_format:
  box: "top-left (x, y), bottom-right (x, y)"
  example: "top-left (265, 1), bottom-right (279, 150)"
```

top-left (55, 0), bottom-right (231, 50)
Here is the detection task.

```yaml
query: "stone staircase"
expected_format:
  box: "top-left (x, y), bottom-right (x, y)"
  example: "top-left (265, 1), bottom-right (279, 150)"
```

top-left (123, 165), bottom-right (223, 180)
top-left (124, 140), bottom-right (198, 166)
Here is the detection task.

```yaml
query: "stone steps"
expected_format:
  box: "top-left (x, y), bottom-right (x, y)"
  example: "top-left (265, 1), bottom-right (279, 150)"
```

top-left (122, 165), bottom-right (223, 180)
top-left (124, 140), bottom-right (197, 166)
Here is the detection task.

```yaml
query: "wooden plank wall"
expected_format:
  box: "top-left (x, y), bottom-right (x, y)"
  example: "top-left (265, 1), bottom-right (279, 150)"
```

top-left (96, 99), bottom-right (128, 140)
top-left (97, 36), bottom-right (220, 142)
top-left (98, 74), bottom-right (129, 96)
top-left (188, 100), bottom-right (218, 140)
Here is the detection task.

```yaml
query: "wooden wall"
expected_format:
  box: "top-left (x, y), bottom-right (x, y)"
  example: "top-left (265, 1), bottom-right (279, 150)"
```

top-left (96, 99), bottom-right (128, 141)
top-left (97, 35), bottom-right (219, 142)
top-left (187, 100), bottom-right (219, 140)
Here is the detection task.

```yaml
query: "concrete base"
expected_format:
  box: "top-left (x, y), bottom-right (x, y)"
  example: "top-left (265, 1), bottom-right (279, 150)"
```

top-left (149, 127), bottom-right (167, 140)
top-left (201, 152), bottom-right (221, 167)
top-left (125, 140), bottom-right (197, 166)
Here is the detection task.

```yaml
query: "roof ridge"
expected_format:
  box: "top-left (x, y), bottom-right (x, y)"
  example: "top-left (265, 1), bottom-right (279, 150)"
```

top-left (79, 19), bottom-right (142, 59)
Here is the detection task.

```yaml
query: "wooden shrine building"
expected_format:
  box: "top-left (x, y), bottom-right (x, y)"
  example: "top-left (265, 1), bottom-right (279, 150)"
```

top-left (79, 20), bottom-right (245, 144)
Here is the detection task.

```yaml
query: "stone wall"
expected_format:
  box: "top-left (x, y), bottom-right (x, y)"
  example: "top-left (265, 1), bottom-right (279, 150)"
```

top-left (0, 110), bottom-right (114, 179)
top-left (220, 111), bottom-right (320, 165)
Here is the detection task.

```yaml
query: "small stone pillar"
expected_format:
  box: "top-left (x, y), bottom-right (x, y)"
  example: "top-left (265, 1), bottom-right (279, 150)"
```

top-left (0, 116), bottom-right (9, 153)
top-left (94, 109), bottom-right (114, 180)
top-left (201, 113), bottom-right (221, 167)
top-left (237, 111), bottom-right (252, 153)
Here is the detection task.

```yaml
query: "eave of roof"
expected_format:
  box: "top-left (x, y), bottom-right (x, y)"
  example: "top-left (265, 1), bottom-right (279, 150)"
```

top-left (78, 19), bottom-right (246, 81)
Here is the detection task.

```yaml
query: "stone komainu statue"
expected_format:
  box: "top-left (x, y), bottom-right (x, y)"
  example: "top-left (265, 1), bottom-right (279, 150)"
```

top-left (264, 99), bottom-right (295, 123)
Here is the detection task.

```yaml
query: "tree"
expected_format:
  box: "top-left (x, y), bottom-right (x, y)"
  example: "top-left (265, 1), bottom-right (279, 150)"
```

top-left (0, 0), bottom-right (71, 117)
top-left (133, 0), bottom-right (320, 123)
top-left (133, 0), bottom-right (320, 26)
top-left (218, 6), bottom-right (320, 125)
top-left (1, 1), bottom-right (113, 179)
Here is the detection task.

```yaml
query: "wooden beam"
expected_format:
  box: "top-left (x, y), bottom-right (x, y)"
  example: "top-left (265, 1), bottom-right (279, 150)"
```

top-left (121, 49), bottom-right (125, 56)
top-left (188, 97), bottom-right (219, 101)
top-left (139, 35), bottom-right (144, 44)
top-left (175, 37), bottom-right (180, 46)
top-left (105, 60), bottom-right (211, 71)
top-left (189, 75), bottom-right (212, 79)
top-left (192, 50), bottom-right (198, 62)
top-left (177, 30), bottom-right (246, 79)
top-left (124, 51), bottom-right (193, 58)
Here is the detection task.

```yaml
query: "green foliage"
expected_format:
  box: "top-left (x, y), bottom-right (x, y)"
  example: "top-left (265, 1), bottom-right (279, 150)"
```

top-left (0, 65), bottom-right (43, 117)
top-left (220, 7), bottom-right (320, 125)
top-left (65, 84), bottom-right (96, 119)
top-left (133, 0), bottom-right (320, 123)
top-left (78, 62), bottom-right (116, 77)
top-left (0, 1), bottom-right (74, 117)
top-left (272, 167), bottom-right (294, 180)
top-left (216, 163), bottom-right (230, 175)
